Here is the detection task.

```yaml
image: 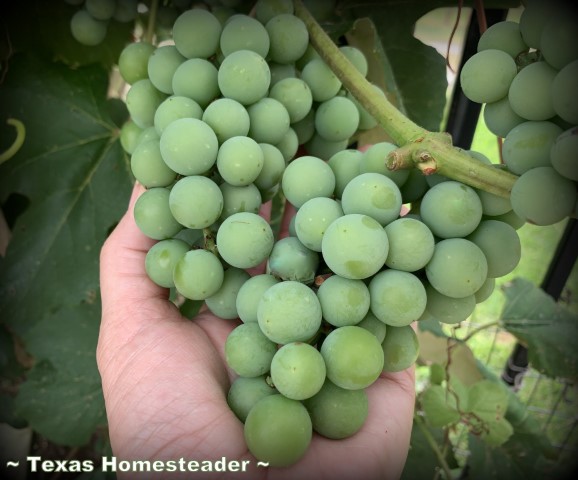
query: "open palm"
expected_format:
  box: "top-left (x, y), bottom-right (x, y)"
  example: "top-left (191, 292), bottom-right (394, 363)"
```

top-left (98, 183), bottom-right (415, 479)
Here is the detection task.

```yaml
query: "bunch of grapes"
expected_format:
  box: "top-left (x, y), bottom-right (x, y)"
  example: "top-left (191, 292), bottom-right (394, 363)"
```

top-left (116, 0), bottom-right (528, 468)
top-left (460, 0), bottom-right (578, 226)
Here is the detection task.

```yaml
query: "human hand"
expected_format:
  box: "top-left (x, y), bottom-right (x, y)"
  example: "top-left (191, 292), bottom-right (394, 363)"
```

top-left (97, 182), bottom-right (416, 480)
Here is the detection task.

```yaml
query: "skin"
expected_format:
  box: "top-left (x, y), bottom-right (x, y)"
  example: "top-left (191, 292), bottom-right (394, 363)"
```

top-left (98, 182), bottom-right (415, 480)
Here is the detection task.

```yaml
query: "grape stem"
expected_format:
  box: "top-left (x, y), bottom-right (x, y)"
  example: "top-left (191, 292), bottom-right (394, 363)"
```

top-left (292, 0), bottom-right (517, 198)
top-left (0, 118), bottom-right (26, 166)
top-left (144, 0), bottom-right (160, 44)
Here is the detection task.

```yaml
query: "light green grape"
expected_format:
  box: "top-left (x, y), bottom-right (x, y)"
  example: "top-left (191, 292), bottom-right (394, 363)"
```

top-left (265, 14), bottom-right (309, 64)
top-left (70, 10), bottom-right (108, 46)
top-left (225, 322), bottom-right (277, 377)
top-left (130, 139), bottom-right (177, 188)
top-left (552, 60), bottom-right (578, 125)
top-left (118, 42), bottom-right (155, 84)
top-left (508, 61), bottom-right (557, 121)
top-left (267, 236), bottom-right (319, 283)
top-left (341, 172), bottom-right (402, 226)
top-left (218, 50), bottom-right (270, 106)
top-left (173, 8), bottom-right (222, 59)
top-left (144, 239), bottom-right (190, 288)
top-left (328, 149), bottom-right (363, 198)
top-left (125, 79), bottom-right (167, 129)
top-left (295, 197), bottom-right (343, 252)
top-left (219, 183), bottom-right (262, 221)
top-left (474, 277), bottom-right (496, 303)
top-left (425, 283), bottom-right (476, 324)
top-left (483, 96), bottom-right (525, 138)
top-left (281, 155), bottom-right (335, 208)
top-left (169, 176), bottom-right (223, 229)
top-left (172, 58), bottom-right (220, 108)
top-left (173, 249), bottom-right (224, 300)
top-left (426, 238), bottom-right (488, 299)
top-left (227, 376), bottom-right (277, 423)
top-left (339, 45), bottom-right (369, 76)
top-left (133, 188), bottom-right (182, 240)
top-left (269, 77), bottom-right (313, 123)
top-left (220, 14), bottom-right (270, 58)
top-left (321, 214), bottom-right (389, 280)
top-left (269, 62), bottom-right (297, 86)
top-left (304, 134), bottom-right (348, 161)
top-left (315, 96), bottom-right (360, 142)
top-left (206, 267), bottom-right (250, 319)
top-left (381, 325), bottom-right (419, 373)
top-left (217, 136), bottom-right (264, 186)
top-left (244, 395), bottom-right (312, 467)
top-left (347, 85), bottom-right (386, 130)
top-left (357, 311), bottom-right (387, 343)
top-left (153, 96), bottom-right (203, 135)
top-left (320, 325), bottom-right (384, 390)
top-left (216, 212), bottom-right (275, 269)
top-left (384, 217), bottom-right (435, 272)
top-left (477, 21), bottom-right (528, 58)
top-left (490, 209), bottom-right (526, 230)
top-left (247, 98), bottom-right (291, 144)
top-left (236, 274), bottom-right (280, 323)
top-left (137, 126), bottom-right (159, 146)
top-left (460, 49), bottom-right (517, 103)
top-left (270, 342), bottom-right (326, 400)
top-left (202, 98), bottom-right (250, 144)
top-left (359, 142), bottom-right (409, 187)
top-left (159, 118), bottom-right (219, 175)
top-left (502, 121), bottom-right (562, 175)
top-left (317, 275), bottom-right (370, 327)
top-left (120, 119), bottom-right (143, 154)
top-left (303, 379), bottom-right (368, 439)
top-left (85, 0), bottom-right (115, 20)
top-left (275, 127), bottom-right (299, 162)
top-left (519, 0), bottom-right (557, 48)
top-left (147, 45), bottom-right (185, 95)
top-left (551, 127), bottom-right (578, 181)
top-left (419, 181), bottom-right (483, 238)
top-left (510, 166), bottom-right (577, 225)
top-left (301, 58), bottom-right (342, 102)
top-left (292, 109), bottom-right (316, 145)
top-left (539, 7), bottom-right (578, 70)
top-left (257, 280), bottom-right (322, 344)
top-left (255, 0), bottom-right (293, 24)
top-left (254, 143), bottom-right (286, 191)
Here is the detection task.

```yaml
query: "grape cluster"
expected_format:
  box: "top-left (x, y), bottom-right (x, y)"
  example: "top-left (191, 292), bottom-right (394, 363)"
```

top-left (460, 0), bottom-right (578, 225)
top-left (117, 0), bottom-right (525, 468)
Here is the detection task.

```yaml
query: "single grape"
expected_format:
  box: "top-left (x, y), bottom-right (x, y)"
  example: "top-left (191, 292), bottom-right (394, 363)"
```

top-left (169, 176), bottom-right (223, 229)
top-left (206, 267), bottom-right (251, 319)
top-left (85, 0), bottom-right (115, 20)
top-left (120, 120), bottom-right (143, 155)
top-left (220, 14), bottom-right (270, 58)
top-left (269, 62), bottom-right (297, 86)
top-left (359, 142), bottom-right (409, 187)
top-left (255, 0), bottom-right (293, 25)
top-left (474, 277), bottom-right (496, 304)
top-left (425, 283), bottom-right (476, 324)
top-left (281, 155), bottom-right (335, 208)
top-left (202, 98), bottom-right (250, 144)
top-left (295, 197), bottom-right (343, 252)
top-left (125, 79), bottom-right (167, 129)
top-left (173, 249), bottom-right (224, 300)
top-left (130, 139), bottom-right (177, 188)
top-left (118, 42), bottom-right (155, 85)
top-left (133, 188), bottom-right (182, 240)
top-left (173, 9), bottom-right (222, 59)
top-left (145, 239), bottom-right (190, 288)
top-left (219, 183), bottom-right (262, 221)
top-left (227, 376), bottom-right (277, 423)
top-left (460, 49), bottom-right (517, 103)
top-left (317, 275), bottom-right (370, 327)
top-left (328, 149), bottom-right (363, 198)
top-left (550, 127), bottom-right (578, 181)
top-left (519, 0), bottom-right (557, 48)
top-left (254, 143), bottom-right (286, 191)
top-left (147, 45), bottom-right (185, 95)
top-left (137, 126), bottom-right (159, 146)
top-left (384, 217), bottom-right (435, 272)
top-left (489, 209), bottom-right (526, 230)
top-left (275, 127), bottom-right (299, 162)
top-left (267, 236), bottom-right (319, 284)
top-left (247, 98), bottom-right (291, 145)
top-left (347, 85), bottom-right (386, 130)
top-left (217, 136), bottom-right (264, 186)
top-left (304, 134), bottom-right (349, 161)
top-left (315, 96), bottom-right (360, 142)
top-left (301, 58), bottom-right (342, 102)
top-left (508, 61), bottom-right (557, 121)
top-left (483, 96), bottom-right (525, 138)
top-left (225, 323), bottom-right (277, 377)
top-left (292, 109), bottom-right (316, 145)
top-left (339, 45), bottom-right (369, 76)
top-left (552, 60), bottom-right (578, 125)
top-left (218, 50), bottom-right (271, 106)
top-left (172, 58), bottom-right (220, 108)
top-left (265, 14), bottom-right (309, 64)
top-left (70, 10), bottom-right (108, 46)
top-left (539, 7), bottom-right (578, 70)
top-left (357, 311), bottom-right (387, 343)
top-left (236, 274), bottom-right (280, 324)
top-left (153, 96), bottom-right (203, 135)
top-left (381, 325), bottom-right (419, 373)
top-left (268, 77), bottom-right (313, 123)
top-left (477, 21), bottom-right (528, 58)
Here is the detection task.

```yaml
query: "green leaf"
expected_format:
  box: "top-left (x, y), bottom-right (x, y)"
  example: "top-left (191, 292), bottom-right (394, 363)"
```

top-left (500, 278), bottom-right (578, 381)
top-left (421, 384), bottom-right (461, 428)
top-left (0, 53), bottom-right (132, 337)
top-left (14, 301), bottom-right (106, 446)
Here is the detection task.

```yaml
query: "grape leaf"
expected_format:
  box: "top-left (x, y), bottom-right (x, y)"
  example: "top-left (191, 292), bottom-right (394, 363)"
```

top-left (500, 278), bottom-right (578, 381)
top-left (421, 384), bottom-right (461, 428)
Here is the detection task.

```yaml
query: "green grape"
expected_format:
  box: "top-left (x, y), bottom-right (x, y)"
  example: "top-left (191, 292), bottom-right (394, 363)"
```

top-left (316, 275), bottom-right (370, 327)
top-left (130, 139), bottom-right (177, 188)
top-left (267, 236), bottom-right (319, 283)
top-left (254, 143), bottom-right (286, 191)
top-left (85, 0), bottom-right (115, 20)
top-left (217, 212), bottom-right (275, 269)
top-left (419, 181), bottom-right (483, 238)
top-left (225, 322), bottom-right (277, 377)
top-left (257, 280), bottom-right (322, 344)
top-left (217, 136), bottom-right (264, 186)
top-left (159, 118), bottom-right (219, 175)
top-left (341, 172), bottom-right (402, 226)
top-left (460, 49), bottom-right (517, 103)
top-left (119, 119), bottom-right (143, 154)
top-left (270, 342), bottom-right (326, 400)
top-left (173, 9), bottom-right (222, 59)
top-left (470, 161), bottom-right (512, 216)
top-left (218, 50), bottom-right (270, 106)
top-left (339, 45), bottom-right (369, 76)
top-left (295, 197), bottom-right (343, 252)
top-left (328, 149), bottom-right (363, 198)
top-left (539, 8), bottom-right (578, 70)
top-left (202, 98), bottom-right (250, 144)
top-left (275, 127), bottom-right (299, 162)
top-left (169, 176), bottom-right (223, 229)
top-left (519, 0), bottom-right (557, 48)
top-left (296, 43), bottom-right (321, 70)
top-left (236, 274), bottom-right (280, 323)
top-left (255, 0), bottom-right (293, 24)
top-left (359, 142), bottom-right (409, 187)
top-left (369, 270), bottom-right (427, 327)
top-left (173, 228), bottom-right (204, 248)
top-left (381, 325), bottom-right (419, 373)
top-left (153, 96), bottom-right (203, 135)
top-left (502, 121), bottom-right (562, 175)
top-left (173, 249), bottom-right (224, 300)
top-left (70, 10), bottom-right (108, 46)
top-left (304, 379), bottom-right (368, 439)
top-left (265, 14), bottom-right (308, 64)
top-left (425, 283), bottom-right (476, 324)
top-left (385, 217), bottom-right (435, 272)
top-left (144, 238), bottom-right (190, 288)
top-left (320, 325), bottom-right (384, 390)
top-left (220, 14), bottom-right (270, 58)
top-left (147, 46), bottom-right (185, 95)
top-left (244, 394), bottom-right (312, 467)
top-left (357, 311), bottom-right (387, 343)
top-left (172, 58), bottom-right (220, 108)
top-left (426, 238), bottom-right (488, 298)
top-left (292, 109), bottom-right (316, 145)
top-left (483, 96), bottom-right (525, 138)
top-left (489, 209), bottom-right (526, 230)
top-left (137, 126), bottom-right (159, 146)
top-left (314, 96), bottom-right (360, 143)
top-left (474, 277), bottom-right (496, 304)
top-left (227, 376), bottom-right (277, 423)
top-left (347, 85), bottom-right (386, 130)
top-left (126, 79), bottom-right (167, 129)
top-left (508, 61), bottom-right (557, 121)
top-left (551, 127), bottom-right (578, 181)
top-left (510, 166), bottom-right (577, 225)
top-left (269, 62), bottom-right (297, 86)
top-left (301, 58), bottom-right (342, 102)
top-left (552, 60), bottom-right (578, 125)
top-left (477, 21), bottom-right (528, 58)
top-left (247, 98), bottom-right (291, 144)
top-left (321, 214), bottom-right (389, 280)
top-left (219, 183), bottom-right (262, 221)
top-left (467, 220), bottom-right (521, 278)
top-left (113, 0), bottom-right (138, 22)
top-left (118, 42), bottom-right (155, 85)
top-left (400, 168), bottom-right (429, 203)
top-left (304, 133), bottom-right (348, 161)
top-left (269, 77), bottom-right (313, 123)
top-left (281, 155), bottom-right (335, 208)
top-left (134, 188), bottom-right (182, 240)
top-left (206, 268), bottom-right (251, 319)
